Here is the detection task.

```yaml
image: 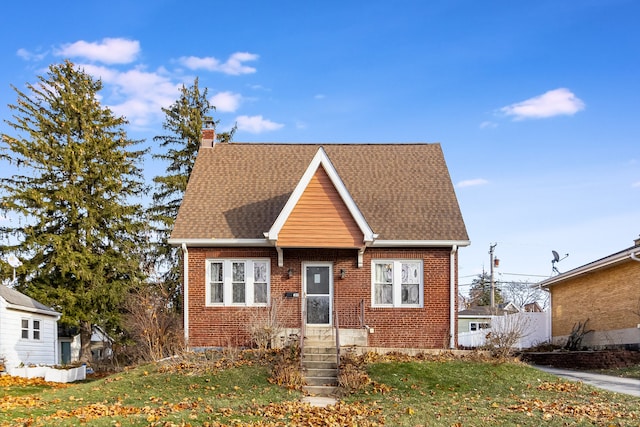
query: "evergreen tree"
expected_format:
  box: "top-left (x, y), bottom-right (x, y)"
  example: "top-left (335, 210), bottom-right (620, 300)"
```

top-left (468, 272), bottom-right (504, 307)
top-left (0, 60), bottom-right (148, 361)
top-left (150, 78), bottom-right (234, 310)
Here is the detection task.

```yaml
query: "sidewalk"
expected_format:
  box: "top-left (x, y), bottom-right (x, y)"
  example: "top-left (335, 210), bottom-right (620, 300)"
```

top-left (532, 365), bottom-right (640, 397)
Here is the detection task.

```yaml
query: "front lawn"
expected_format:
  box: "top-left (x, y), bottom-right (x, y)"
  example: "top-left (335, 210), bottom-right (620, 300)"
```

top-left (343, 353), bottom-right (640, 426)
top-left (0, 350), bottom-right (638, 426)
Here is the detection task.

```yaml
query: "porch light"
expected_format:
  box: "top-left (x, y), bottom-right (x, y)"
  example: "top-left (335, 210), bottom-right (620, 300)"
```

top-left (340, 268), bottom-right (346, 279)
top-left (287, 267), bottom-right (294, 278)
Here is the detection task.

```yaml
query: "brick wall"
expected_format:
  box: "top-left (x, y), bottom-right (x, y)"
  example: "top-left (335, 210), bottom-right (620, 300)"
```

top-left (185, 246), bottom-right (457, 349)
top-left (550, 260), bottom-right (640, 340)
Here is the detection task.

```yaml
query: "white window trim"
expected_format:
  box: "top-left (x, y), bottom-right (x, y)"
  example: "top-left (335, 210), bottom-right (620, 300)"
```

top-left (33, 319), bottom-right (41, 340)
top-left (205, 259), bottom-right (270, 307)
top-left (371, 259), bottom-right (424, 308)
top-left (21, 318), bottom-right (42, 340)
top-left (21, 318), bottom-right (29, 340)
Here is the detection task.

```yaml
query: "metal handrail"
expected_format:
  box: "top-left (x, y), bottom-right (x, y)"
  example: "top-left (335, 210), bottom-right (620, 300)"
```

top-left (300, 293), bottom-right (306, 369)
top-left (334, 309), bottom-right (340, 376)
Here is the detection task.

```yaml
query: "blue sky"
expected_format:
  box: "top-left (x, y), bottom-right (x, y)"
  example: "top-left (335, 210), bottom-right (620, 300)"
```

top-left (1, 0), bottom-right (638, 295)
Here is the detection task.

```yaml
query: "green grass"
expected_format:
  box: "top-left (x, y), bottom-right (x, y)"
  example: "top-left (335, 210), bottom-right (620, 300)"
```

top-left (0, 362), bottom-right (302, 426)
top-left (1, 353), bottom-right (638, 426)
top-left (343, 359), bottom-right (640, 426)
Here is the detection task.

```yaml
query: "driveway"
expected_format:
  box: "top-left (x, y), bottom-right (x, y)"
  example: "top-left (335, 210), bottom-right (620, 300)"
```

top-left (533, 365), bottom-right (640, 397)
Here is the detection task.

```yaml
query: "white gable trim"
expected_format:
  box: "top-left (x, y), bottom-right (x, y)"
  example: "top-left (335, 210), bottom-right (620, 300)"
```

top-left (266, 147), bottom-right (376, 243)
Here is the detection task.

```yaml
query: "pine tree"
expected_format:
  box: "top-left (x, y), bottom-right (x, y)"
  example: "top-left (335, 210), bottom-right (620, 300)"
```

top-left (0, 60), bottom-right (148, 362)
top-left (469, 272), bottom-right (504, 307)
top-left (149, 78), bottom-right (234, 310)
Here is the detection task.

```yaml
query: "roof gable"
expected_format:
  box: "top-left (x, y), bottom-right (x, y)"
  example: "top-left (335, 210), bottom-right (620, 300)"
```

top-left (170, 143), bottom-right (469, 245)
top-left (267, 147), bottom-right (375, 246)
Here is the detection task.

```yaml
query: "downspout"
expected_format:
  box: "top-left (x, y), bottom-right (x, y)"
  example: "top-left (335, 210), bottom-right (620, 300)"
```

top-left (449, 245), bottom-right (458, 350)
top-left (630, 250), bottom-right (640, 262)
top-left (181, 243), bottom-right (189, 346)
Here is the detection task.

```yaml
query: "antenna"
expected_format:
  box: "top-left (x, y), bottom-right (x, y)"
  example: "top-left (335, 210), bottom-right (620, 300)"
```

top-left (551, 250), bottom-right (568, 275)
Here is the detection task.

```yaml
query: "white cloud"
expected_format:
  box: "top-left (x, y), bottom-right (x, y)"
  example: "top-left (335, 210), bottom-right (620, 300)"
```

top-left (56, 38), bottom-right (140, 64)
top-left (500, 88), bottom-right (585, 120)
top-left (16, 48), bottom-right (47, 62)
top-left (210, 91), bottom-right (242, 113)
top-left (632, 181), bottom-right (640, 188)
top-left (479, 121), bottom-right (497, 129)
top-left (236, 115), bottom-right (284, 133)
top-left (457, 178), bottom-right (489, 188)
top-left (314, 94), bottom-right (326, 100)
top-left (80, 64), bottom-right (179, 127)
top-left (179, 52), bottom-right (258, 75)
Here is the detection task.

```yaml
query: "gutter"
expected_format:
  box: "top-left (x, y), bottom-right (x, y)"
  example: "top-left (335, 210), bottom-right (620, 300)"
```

top-left (450, 244), bottom-right (458, 349)
top-left (181, 243), bottom-right (189, 345)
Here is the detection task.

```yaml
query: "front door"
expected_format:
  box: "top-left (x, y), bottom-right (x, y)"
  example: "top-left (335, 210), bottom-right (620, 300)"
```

top-left (304, 263), bottom-right (332, 325)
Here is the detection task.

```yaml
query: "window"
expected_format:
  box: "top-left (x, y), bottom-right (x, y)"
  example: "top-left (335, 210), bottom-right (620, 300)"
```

top-left (21, 319), bottom-right (41, 340)
top-left (21, 319), bottom-right (29, 339)
top-left (33, 320), bottom-right (41, 340)
top-left (206, 259), bottom-right (270, 306)
top-left (372, 260), bottom-right (423, 307)
top-left (469, 322), bottom-right (490, 332)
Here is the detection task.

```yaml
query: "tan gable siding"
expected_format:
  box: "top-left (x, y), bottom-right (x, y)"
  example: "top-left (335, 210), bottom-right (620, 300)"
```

top-left (278, 167), bottom-right (364, 248)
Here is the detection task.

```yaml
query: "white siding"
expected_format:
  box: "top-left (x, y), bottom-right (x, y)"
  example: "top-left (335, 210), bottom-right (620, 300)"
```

top-left (0, 298), bottom-right (58, 369)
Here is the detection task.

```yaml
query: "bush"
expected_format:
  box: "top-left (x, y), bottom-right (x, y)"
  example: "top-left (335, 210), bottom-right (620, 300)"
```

top-left (122, 286), bottom-right (185, 362)
top-left (246, 297), bottom-right (284, 350)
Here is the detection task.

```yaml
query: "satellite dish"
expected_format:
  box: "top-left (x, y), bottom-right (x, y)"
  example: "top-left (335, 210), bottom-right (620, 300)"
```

top-left (7, 254), bottom-right (22, 269)
top-left (551, 250), bottom-right (568, 275)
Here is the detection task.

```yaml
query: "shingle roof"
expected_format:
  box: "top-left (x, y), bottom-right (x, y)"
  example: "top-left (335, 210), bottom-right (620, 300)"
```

top-left (171, 143), bottom-right (469, 243)
top-left (0, 285), bottom-right (59, 315)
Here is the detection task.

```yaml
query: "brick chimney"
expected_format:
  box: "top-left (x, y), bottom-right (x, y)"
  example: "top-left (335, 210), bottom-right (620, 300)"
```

top-left (201, 128), bottom-right (215, 148)
top-left (634, 235), bottom-right (640, 247)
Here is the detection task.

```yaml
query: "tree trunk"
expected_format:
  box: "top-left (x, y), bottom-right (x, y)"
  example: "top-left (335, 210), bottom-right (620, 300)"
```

top-left (79, 320), bottom-right (93, 363)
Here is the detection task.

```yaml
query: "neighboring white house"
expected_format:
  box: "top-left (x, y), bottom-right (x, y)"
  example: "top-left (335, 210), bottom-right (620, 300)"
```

top-left (0, 285), bottom-right (61, 370)
top-left (59, 325), bottom-right (114, 364)
top-left (458, 303), bottom-right (550, 349)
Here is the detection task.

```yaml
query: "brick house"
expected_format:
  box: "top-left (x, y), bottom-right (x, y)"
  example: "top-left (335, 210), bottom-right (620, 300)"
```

top-left (539, 236), bottom-right (640, 350)
top-left (169, 134), bottom-right (469, 350)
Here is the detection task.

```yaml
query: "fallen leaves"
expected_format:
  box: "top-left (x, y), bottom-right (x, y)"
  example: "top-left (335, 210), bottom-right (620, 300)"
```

top-left (0, 375), bottom-right (69, 388)
top-left (535, 379), bottom-right (583, 393)
top-left (505, 397), bottom-right (638, 424)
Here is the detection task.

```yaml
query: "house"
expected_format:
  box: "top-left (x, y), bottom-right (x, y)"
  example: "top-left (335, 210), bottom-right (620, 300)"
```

top-left (0, 284), bottom-right (61, 370)
top-left (457, 302), bottom-right (520, 334)
top-left (58, 325), bottom-right (114, 364)
top-left (169, 135), bottom-right (469, 350)
top-left (539, 236), bottom-right (640, 350)
top-left (457, 302), bottom-right (550, 349)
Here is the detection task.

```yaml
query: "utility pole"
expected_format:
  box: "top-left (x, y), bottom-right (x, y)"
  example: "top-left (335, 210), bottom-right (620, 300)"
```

top-left (489, 243), bottom-right (497, 309)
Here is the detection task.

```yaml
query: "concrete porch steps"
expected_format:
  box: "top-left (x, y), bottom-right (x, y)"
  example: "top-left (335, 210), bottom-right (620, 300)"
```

top-left (302, 328), bottom-right (339, 397)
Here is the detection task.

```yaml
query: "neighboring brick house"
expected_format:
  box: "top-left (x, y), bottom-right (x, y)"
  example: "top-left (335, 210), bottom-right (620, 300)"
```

top-left (169, 134), bottom-right (469, 350)
top-left (539, 236), bottom-right (640, 350)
